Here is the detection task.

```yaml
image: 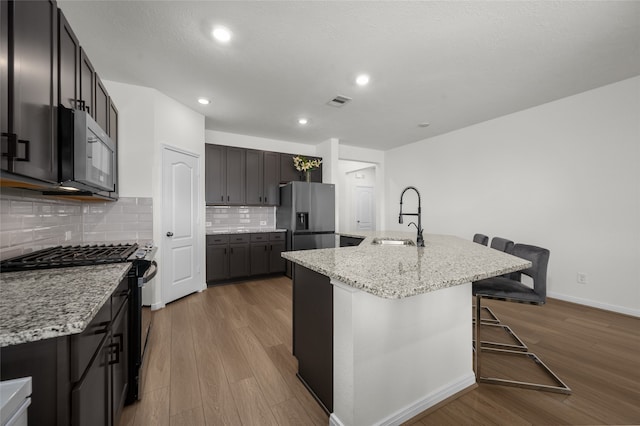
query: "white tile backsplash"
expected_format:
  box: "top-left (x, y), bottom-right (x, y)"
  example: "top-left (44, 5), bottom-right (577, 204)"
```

top-left (0, 188), bottom-right (153, 260)
top-left (206, 205), bottom-right (276, 233)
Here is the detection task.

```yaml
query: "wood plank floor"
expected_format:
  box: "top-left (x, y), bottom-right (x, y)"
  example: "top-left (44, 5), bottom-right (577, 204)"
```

top-left (119, 276), bottom-right (640, 426)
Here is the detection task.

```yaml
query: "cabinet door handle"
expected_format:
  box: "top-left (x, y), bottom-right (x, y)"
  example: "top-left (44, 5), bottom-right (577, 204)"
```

top-left (264, 245), bottom-right (267, 252)
top-left (15, 139), bottom-right (31, 162)
top-left (93, 321), bottom-right (110, 335)
top-left (0, 132), bottom-right (15, 158)
top-left (264, 197), bottom-right (267, 203)
top-left (224, 248), bottom-right (227, 254)
top-left (231, 247), bottom-right (234, 254)
top-left (227, 195), bottom-right (230, 202)
top-left (221, 195), bottom-right (224, 202)
top-left (115, 333), bottom-right (124, 353)
top-left (108, 342), bottom-right (120, 365)
top-left (259, 196), bottom-right (262, 202)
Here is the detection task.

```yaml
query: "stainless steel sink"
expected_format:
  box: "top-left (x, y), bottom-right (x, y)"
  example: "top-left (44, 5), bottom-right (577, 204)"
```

top-left (371, 238), bottom-right (416, 246)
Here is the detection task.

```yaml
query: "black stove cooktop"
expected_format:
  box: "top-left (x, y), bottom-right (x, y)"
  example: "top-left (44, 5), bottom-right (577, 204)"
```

top-left (0, 244), bottom-right (140, 272)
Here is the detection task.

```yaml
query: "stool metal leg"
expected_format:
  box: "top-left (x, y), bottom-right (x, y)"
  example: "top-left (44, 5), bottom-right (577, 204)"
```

top-left (473, 295), bottom-right (571, 395)
top-left (475, 295), bottom-right (482, 379)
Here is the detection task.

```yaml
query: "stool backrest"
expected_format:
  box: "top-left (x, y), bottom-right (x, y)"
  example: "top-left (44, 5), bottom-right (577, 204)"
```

top-left (473, 233), bottom-right (489, 246)
top-left (490, 237), bottom-right (514, 254)
top-left (511, 244), bottom-right (550, 302)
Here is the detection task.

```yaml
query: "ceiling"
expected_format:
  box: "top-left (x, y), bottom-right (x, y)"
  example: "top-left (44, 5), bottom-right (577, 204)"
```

top-left (57, 1), bottom-right (640, 151)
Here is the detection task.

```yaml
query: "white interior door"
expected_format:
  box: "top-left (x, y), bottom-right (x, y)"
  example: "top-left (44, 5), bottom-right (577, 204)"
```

top-left (354, 186), bottom-right (374, 231)
top-left (162, 147), bottom-right (201, 304)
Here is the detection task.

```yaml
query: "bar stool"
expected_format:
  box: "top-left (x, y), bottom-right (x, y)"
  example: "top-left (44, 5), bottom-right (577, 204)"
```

top-left (473, 243), bottom-right (571, 394)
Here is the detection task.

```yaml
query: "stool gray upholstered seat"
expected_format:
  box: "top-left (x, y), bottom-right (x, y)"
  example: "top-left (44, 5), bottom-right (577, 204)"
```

top-left (473, 243), bottom-right (547, 304)
top-left (473, 243), bottom-right (570, 394)
top-left (473, 233), bottom-right (489, 246)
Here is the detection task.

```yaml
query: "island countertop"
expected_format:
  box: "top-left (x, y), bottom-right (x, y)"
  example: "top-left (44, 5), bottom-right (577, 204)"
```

top-left (0, 263), bottom-right (132, 347)
top-left (282, 232), bottom-right (531, 299)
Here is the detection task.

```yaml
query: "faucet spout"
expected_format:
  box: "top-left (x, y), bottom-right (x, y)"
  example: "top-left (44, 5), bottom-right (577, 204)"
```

top-left (399, 186), bottom-right (425, 247)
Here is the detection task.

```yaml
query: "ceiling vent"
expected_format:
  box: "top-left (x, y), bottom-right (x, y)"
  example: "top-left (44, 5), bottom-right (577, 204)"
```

top-left (327, 95), bottom-right (352, 108)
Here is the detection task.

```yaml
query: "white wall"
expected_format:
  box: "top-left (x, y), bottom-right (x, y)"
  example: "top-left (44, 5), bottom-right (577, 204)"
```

top-left (384, 76), bottom-right (640, 316)
top-left (106, 80), bottom-right (206, 309)
top-left (205, 130), bottom-right (317, 156)
top-left (104, 82), bottom-right (155, 197)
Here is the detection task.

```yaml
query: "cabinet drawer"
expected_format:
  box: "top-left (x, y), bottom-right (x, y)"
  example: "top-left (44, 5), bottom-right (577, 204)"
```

top-left (207, 234), bottom-right (229, 245)
top-left (270, 232), bottom-right (286, 241)
top-left (229, 234), bottom-right (251, 243)
top-left (250, 233), bottom-right (268, 242)
top-left (70, 297), bottom-right (112, 383)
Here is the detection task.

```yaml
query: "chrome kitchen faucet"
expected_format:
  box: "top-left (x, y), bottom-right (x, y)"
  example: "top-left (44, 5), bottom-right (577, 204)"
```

top-left (399, 186), bottom-right (425, 247)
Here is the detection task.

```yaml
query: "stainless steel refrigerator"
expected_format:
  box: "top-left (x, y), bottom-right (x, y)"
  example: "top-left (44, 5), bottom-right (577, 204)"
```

top-left (277, 182), bottom-right (336, 276)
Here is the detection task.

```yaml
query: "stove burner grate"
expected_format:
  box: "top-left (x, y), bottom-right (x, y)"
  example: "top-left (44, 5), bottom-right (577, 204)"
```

top-left (0, 244), bottom-right (139, 272)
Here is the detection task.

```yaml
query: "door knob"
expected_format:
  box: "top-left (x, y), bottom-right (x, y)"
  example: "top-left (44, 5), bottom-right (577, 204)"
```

top-left (166, 232), bottom-right (174, 237)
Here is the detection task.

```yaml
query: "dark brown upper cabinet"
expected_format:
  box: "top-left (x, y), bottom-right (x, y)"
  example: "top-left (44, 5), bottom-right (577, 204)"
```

top-left (95, 74), bottom-right (109, 132)
top-left (205, 144), bottom-right (245, 205)
top-left (263, 151), bottom-right (280, 205)
top-left (226, 147), bottom-right (246, 204)
top-left (1, 0), bottom-right (58, 183)
top-left (58, 9), bottom-right (79, 110)
top-left (246, 149), bottom-right (280, 206)
top-left (79, 47), bottom-right (95, 117)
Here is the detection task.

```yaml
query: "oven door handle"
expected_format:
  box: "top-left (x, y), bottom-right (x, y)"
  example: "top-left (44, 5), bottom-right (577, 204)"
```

top-left (138, 261), bottom-right (158, 288)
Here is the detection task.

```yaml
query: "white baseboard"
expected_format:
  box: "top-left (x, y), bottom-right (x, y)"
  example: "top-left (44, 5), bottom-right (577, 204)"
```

top-left (329, 413), bottom-right (345, 426)
top-left (548, 292), bottom-right (640, 317)
top-left (150, 302), bottom-right (165, 311)
top-left (329, 373), bottom-right (476, 426)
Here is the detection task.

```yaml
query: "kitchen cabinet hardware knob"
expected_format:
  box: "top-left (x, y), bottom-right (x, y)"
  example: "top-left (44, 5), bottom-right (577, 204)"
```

top-left (221, 195), bottom-right (224, 201)
top-left (166, 232), bottom-right (174, 237)
top-left (227, 195), bottom-right (230, 201)
top-left (259, 196), bottom-right (262, 202)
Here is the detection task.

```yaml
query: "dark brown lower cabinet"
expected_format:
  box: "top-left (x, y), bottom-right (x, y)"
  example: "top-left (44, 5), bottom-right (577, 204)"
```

top-left (207, 232), bottom-right (286, 284)
top-left (0, 276), bottom-right (129, 426)
top-left (206, 243), bottom-right (229, 282)
top-left (71, 334), bottom-right (111, 426)
top-left (229, 243), bottom-right (250, 278)
top-left (111, 300), bottom-right (129, 423)
top-left (339, 236), bottom-right (365, 247)
top-left (270, 241), bottom-right (286, 273)
top-left (292, 265), bottom-right (333, 413)
top-left (250, 243), bottom-right (270, 275)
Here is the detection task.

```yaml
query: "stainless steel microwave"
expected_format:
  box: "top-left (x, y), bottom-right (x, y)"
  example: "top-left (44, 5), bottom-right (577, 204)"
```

top-left (59, 106), bottom-right (116, 194)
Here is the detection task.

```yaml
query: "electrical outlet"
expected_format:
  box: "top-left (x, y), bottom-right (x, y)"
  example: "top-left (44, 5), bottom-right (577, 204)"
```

top-left (205, 221), bottom-right (212, 227)
top-left (65, 231), bottom-right (72, 241)
top-left (260, 221), bottom-right (267, 226)
top-left (577, 273), bottom-right (588, 284)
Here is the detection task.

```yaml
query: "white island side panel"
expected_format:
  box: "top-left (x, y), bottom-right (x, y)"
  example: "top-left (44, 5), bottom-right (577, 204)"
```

top-left (332, 280), bottom-right (475, 426)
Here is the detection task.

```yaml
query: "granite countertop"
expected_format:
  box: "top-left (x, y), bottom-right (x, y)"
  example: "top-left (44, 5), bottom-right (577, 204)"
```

top-left (282, 232), bottom-right (531, 299)
top-left (0, 263), bottom-right (132, 347)
top-left (207, 229), bottom-right (287, 235)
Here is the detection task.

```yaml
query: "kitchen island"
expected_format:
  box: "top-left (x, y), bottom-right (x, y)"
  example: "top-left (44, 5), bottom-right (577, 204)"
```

top-left (282, 232), bottom-right (531, 426)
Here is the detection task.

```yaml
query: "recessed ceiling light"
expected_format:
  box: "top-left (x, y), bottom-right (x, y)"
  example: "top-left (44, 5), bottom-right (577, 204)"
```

top-left (198, 98), bottom-right (211, 105)
top-left (355, 74), bottom-right (370, 86)
top-left (298, 118), bottom-right (309, 125)
top-left (212, 26), bottom-right (232, 43)
top-left (418, 122), bottom-right (430, 128)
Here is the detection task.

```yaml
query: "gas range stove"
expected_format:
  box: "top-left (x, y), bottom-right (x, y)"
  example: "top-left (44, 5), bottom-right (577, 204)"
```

top-left (0, 243), bottom-right (157, 272)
